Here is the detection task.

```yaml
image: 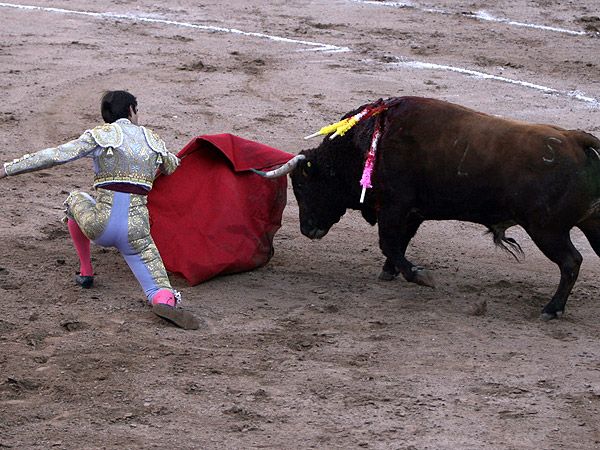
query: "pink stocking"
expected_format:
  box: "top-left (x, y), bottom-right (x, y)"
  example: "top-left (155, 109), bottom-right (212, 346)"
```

top-left (152, 290), bottom-right (176, 307)
top-left (68, 219), bottom-right (93, 277)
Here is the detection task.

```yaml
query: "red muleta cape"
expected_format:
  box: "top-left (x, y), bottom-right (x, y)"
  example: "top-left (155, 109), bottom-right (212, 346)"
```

top-left (147, 133), bottom-right (294, 285)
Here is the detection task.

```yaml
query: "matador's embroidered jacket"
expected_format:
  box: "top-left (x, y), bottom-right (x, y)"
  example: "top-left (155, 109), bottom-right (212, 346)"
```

top-left (4, 118), bottom-right (180, 189)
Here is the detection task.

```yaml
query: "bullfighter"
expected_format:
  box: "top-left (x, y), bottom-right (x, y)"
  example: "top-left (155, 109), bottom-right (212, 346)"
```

top-left (0, 90), bottom-right (200, 330)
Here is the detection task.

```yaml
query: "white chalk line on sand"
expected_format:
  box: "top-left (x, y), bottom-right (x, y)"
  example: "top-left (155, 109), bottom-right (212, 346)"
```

top-left (2, 3), bottom-right (597, 106)
top-left (392, 59), bottom-right (599, 106)
top-left (348, 0), bottom-right (587, 36)
top-left (0, 2), bottom-right (349, 53)
top-left (469, 10), bottom-right (586, 36)
top-left (347, 1), bottom-right (596, 105)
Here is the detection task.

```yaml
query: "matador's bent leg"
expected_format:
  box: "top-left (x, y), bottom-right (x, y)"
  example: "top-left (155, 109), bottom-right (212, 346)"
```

top-left (64, 191), bottom-right (111, 288)
top-left (68, 220), bottom-right (93, 287)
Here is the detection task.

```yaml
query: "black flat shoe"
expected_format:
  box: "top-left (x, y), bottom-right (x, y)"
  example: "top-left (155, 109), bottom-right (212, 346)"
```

top-left (152, 303), bottom-right (200, 330)
top-left (76, 275), bottom-right (94, 288)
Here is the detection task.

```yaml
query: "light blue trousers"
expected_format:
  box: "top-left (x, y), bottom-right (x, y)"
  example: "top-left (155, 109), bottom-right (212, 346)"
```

top-left (65, 189), bottom-right (173, 303)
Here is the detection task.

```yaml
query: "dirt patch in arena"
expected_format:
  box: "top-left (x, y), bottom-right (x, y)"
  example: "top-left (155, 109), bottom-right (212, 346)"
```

top-left (1, 1), bottom-right (600, 448)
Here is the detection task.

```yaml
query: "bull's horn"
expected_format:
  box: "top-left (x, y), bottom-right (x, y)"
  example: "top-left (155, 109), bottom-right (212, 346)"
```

top-left (250, 154), bottom-right (306, 178)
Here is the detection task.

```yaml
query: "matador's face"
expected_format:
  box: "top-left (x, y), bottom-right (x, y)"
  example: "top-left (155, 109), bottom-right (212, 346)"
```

top-left (129, 105), bottom-right (139, 125)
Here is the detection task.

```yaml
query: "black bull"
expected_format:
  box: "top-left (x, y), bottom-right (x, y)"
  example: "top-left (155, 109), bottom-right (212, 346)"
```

top-left (255, 97), bottom-right (600, 320)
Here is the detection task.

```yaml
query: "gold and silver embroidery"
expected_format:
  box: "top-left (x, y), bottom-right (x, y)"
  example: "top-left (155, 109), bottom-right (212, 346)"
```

top-left (4, 119), bottom-right (179, 190)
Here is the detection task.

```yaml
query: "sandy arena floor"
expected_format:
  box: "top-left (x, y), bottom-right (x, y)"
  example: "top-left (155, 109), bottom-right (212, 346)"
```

top-left (1, 1), bottom-right (600, 448)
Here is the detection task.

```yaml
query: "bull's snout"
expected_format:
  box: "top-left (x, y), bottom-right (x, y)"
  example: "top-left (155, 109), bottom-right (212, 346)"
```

top-left (300, 217), bottom-right (328, 239)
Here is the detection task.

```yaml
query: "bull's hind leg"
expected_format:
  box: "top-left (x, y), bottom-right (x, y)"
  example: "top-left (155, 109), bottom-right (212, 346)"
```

top-left (526, 228), bottom-right (583, 320)
top-left (379, 213), bottom-right (424, 281)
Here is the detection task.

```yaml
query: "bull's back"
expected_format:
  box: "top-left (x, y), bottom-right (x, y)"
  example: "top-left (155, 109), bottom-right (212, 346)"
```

top-left (378, 97), bottom-right (600, 223)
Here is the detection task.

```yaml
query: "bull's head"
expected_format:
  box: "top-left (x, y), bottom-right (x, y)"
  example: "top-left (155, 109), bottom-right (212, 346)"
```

top-left (251, 150), bottom-right (353, 239)
top-left (253, 106), bottom-right (381, 238)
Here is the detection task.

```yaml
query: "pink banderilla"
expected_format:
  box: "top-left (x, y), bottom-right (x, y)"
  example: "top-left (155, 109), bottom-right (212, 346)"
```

top-left (359, 113), bottom-right (383, 203)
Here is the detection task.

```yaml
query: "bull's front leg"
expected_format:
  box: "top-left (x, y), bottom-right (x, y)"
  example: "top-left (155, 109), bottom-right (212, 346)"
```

top-left (379, 258), bottom-right (399, 281)
top-left (378, 211), bottom-right (435, 288)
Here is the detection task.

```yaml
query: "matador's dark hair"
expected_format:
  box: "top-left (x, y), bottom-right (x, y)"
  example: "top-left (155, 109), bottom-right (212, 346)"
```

top-left (101, 90), bottom-right (137, 123)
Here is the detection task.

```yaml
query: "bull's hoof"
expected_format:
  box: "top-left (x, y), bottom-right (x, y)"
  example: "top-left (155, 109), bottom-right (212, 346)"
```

top-left (378, 270), bottom-right (397, 281)
top-left (540, 309), bottom-right (564, 321)
top-left (412, 267), bottom-right (436, 288)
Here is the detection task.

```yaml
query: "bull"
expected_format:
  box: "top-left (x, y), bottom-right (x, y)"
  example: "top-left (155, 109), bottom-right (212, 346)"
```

top-left (254, 96), bottom-right (600, 320)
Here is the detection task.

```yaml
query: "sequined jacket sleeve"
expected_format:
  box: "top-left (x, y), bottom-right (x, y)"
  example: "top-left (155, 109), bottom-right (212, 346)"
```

top-left (159, 152), bottom-right (180, 175)
top-left (3, 132), bottom-right (97, 176)
top-left (141, 126), bottom-right (179, 176)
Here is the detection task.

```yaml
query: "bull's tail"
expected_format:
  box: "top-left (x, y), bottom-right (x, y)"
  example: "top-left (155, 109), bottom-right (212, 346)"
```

top-left (487, 224), bottom-right (524, 261)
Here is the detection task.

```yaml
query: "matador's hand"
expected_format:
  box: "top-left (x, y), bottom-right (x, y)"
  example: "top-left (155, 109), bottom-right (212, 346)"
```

top-left (0, 166), bottom-right (7, 180)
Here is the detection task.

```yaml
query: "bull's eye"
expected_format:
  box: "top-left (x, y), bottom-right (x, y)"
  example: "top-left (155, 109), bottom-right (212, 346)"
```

top-left (302, 160), bottom-right (315, 178)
